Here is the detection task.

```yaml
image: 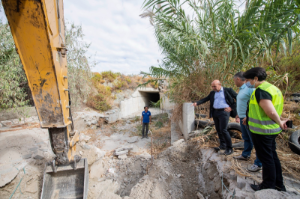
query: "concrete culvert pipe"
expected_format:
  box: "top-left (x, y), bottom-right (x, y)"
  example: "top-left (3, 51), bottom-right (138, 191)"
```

top-left (289, 130), bottom-right (300, 155)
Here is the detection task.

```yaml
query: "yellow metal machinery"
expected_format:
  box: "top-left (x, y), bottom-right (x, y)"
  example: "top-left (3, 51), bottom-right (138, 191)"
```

top-left (2, 0), bottom-right (88, 198)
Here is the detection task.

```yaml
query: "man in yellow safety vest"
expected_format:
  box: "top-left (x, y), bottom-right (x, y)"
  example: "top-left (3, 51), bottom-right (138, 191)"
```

top-left (242, 67), bottom-right (288, 192)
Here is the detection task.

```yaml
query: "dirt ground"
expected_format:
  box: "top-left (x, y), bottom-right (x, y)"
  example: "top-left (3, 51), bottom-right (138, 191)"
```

top-left (1, 110), bottom-right (300, 199)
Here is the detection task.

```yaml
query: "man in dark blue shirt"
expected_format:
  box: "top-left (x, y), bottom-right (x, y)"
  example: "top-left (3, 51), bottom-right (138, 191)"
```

top-left (141, 106), bottom-right (151, 138)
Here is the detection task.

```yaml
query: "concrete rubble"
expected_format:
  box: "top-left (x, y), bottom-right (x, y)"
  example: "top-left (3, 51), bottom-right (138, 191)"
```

top-left (1, 109), bottom-right (300, 199)
top-left (114, 147), bottom-right (133, 159)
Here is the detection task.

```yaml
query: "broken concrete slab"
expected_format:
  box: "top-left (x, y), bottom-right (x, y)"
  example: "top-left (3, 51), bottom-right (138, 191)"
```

top-left (0, 165), bottom-right (19, 187)
top-left (115, 150), bottom-right (128, 156)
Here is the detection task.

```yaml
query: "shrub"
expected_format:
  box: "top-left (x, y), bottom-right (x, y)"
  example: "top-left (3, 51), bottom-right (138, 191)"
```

top-left (86, 94), bottom-right (111, 111)
top-left (101, 71), bottom-right (119, 82)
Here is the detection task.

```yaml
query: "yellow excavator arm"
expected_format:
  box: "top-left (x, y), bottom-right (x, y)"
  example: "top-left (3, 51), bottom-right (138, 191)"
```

top-left (2, 0), bottom-right (80, 164)
top-left (2, 1), bottom-right (88, 198)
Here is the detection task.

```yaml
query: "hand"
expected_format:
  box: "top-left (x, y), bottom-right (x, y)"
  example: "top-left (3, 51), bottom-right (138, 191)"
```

top-left (192, 102), bottom-right (197, 107)
top-left (279, 119), bottom-right (288, 130)
top-left (224, 107), bottom-right (232, 112)
top-left (242, 117), bottom-right (247, 125)
top-left (235, 117), bottom-right (240, 123)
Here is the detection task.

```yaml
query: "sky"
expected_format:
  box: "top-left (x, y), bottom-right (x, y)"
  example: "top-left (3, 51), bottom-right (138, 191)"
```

top-left (63, 0), bottom-right (162, 75)
top-left (0, 0), bottom-right (162, 75)
top-left (0, 0), bottom-right (245, 75)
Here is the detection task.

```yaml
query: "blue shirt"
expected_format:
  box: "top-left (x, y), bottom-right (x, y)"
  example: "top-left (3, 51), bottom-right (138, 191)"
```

top-left (237, 83), bottom-right (255, 118)
top-left (213, 87), bottom-right (229, 109)
top-left (142, 111), bottom-right (151, 123)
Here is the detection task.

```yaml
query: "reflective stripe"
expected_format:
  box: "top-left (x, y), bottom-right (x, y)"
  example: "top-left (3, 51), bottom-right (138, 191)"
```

top-left (248, 117), bottom-right (276, 125)
top-left (249, 125), bottom-right (282, 134)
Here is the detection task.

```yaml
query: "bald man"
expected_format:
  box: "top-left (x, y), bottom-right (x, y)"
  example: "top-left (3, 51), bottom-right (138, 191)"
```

top-left (192, 80), bottom-right (237, 155)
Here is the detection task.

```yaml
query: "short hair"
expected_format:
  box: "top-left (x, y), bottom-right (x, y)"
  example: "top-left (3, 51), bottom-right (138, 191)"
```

top-left (144, 106), bottom-right (148, 109)
top-left (243, 67), bottom-right (267, 81)
top-left (233, 72), bottom-right (245, 81)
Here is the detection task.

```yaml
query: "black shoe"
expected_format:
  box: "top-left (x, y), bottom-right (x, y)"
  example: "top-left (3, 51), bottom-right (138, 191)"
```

top-left (146, 136), bottom-right (149, 139)
top-left (141, 136), bottom-right (145, 139)
top-left (224, 149), bottom-right (233, 155)
top-left (275, 185), bottom-right (286, 192)
top-left (214, 146), bottom-right (226, 151)
top-left (250, 184), bottom-right (269, 191)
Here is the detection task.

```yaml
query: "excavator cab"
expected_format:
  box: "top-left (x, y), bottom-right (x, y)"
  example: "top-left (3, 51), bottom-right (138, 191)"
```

top-left (2, 0), bottom-right (89, 198)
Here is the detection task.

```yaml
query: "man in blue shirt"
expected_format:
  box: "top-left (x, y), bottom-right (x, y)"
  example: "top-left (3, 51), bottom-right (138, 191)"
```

top-left (141, 106), bottom-right (151, 139)
top-left (233, 72), bottom-right (262, 172)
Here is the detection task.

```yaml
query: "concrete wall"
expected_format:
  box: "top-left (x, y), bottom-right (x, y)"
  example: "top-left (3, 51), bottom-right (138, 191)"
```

top-left (160, 93), bottom-right (175, 110)
top-left (179, 103), bottom-right (195, 140)
top-left (119, 87), bottom-right (159, 119)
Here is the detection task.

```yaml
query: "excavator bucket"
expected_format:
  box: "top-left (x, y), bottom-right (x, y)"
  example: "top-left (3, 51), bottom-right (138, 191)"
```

top-left (41, 158), bottom-right (89, 199)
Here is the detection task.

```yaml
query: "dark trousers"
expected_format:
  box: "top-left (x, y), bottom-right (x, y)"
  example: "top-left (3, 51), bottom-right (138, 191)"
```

top-left (251, 133), bottom-right (284, 189)
top-left (142, 123), bottom-right (149, 136)
top-left (213, 110), bottom-right (232, 150)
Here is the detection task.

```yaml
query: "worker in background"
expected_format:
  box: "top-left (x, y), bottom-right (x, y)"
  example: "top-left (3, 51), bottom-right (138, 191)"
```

top-left (243, 67), bottom-right (287, 191)
top-left (192, 80), bottom-right (237, 155)
top-left (233, 72), bottom-right (262, 172)
top-left (141, 106), bottom-right (151, 139)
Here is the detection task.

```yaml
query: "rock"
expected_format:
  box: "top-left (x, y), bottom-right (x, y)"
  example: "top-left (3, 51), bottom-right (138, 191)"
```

top-left (127, 136), bottom-right (138, 143)
top-left (197, 192), bottom-right (205, 199)
top-left (79, 151), bottom-right (83, 155)
top-left (118, 154), bottom-right (127, 159)
top-left (33, 152), bottom-right (44, 160)
top-left (80, 134), bottom-right (91, 142)
top-left (114, 147), bottom-right (133, 156)
top-left (115, 150), bottom-right (128, 156)
top-left (90, 160), bottom-right (106, 179)
top-left (22, 154), bottom-right (32, 159)
top-left (85, 146), bottom-right (106, 166)
top-left (86, 121), bottom-right (92, 127)
top-left (255, 189), bottom-right (296, 199)
top-left (0, 165), bottom-right (19, 187)
top-left (137, 152), bottom-right (151, 159)
top-left (91, 120), bottom-right (97, 125)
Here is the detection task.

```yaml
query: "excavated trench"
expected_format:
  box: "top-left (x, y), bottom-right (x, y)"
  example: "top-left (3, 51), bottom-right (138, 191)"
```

top-left (92, 139), bottom-right (228, 199)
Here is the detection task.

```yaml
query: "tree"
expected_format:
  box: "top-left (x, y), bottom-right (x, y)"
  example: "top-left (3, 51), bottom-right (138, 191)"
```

top-left (65, 22), bottom-right (95, 107)
top-left (0, 20), bottom-right (29, 110)
top-left (141, 0), bottom-right (300, 102)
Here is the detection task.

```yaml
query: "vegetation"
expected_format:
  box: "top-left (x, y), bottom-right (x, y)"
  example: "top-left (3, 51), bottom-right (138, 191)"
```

top-left (141, 0), bottom-right (300, 105)
top-left (0, 21), bottom-right (29, 110)
top-left (65, 22), bottom-right (95, 107)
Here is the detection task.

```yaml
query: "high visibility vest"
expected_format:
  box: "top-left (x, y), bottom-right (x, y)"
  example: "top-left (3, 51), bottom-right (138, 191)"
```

top-left (248, 81), bottom-right (283, 135)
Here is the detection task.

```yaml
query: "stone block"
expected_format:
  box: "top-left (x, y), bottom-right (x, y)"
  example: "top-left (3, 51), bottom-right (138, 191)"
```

top-left (182, 103), bottom-right (195, 140)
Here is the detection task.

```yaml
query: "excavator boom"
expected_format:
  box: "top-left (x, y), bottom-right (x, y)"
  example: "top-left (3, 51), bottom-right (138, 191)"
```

top-left (2, 0), bottom-right (88, 198)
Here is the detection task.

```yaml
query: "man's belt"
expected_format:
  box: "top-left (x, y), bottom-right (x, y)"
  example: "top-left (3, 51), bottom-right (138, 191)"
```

top-left (213, 108), bottom-right (225, 111)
